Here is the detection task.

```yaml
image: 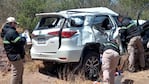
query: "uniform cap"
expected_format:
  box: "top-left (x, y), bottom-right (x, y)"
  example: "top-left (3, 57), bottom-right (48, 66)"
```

top-left (6, 17), bottom-right (19, 24)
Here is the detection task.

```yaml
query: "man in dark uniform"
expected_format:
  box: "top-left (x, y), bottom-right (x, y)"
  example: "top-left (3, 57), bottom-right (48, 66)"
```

top-left (118, 16), bottom-right (145, 72)
top-left (1, 17), bottom-right (26, 84)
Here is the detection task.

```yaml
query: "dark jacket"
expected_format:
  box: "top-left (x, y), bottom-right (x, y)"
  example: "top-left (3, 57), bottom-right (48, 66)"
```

top-left (1, 24), bottom-right (10, 39)
top-left (1, 23), bottom-right (26, 60)
top-left (120, 17), bottom-right (141, 42)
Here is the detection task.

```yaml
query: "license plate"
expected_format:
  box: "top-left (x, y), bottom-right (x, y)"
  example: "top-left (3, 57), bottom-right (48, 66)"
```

top-left (38, 38), bottom-right (46, 44)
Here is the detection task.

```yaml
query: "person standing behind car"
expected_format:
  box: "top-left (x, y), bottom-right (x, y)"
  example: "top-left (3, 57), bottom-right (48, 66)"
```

top-left (100, 41), bottom-right (120, 84)
top-left (1, 17), bottom-right (26, 84)
top-left (118, 16), bottom-right (145, 72)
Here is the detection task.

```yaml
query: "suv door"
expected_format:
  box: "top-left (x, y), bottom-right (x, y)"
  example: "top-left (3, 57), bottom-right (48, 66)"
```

top-left (92, 15), bottom-right (115, 43)
top-left (31, 14), bottom-right (66, 53)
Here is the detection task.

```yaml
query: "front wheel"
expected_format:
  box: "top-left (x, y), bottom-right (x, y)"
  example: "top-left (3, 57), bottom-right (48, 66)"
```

top-left (82, 52), bottom-right (101, 80)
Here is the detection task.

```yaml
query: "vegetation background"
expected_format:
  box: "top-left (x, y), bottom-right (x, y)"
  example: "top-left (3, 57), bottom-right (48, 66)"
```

top-left (0, 1), bottom-right (149, 84)
top-left (0, 0), bottom-right (149, 31)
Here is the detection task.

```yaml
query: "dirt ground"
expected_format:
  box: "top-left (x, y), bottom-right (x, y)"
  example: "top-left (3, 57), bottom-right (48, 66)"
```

top-left (0, 62), bottom-right (149, 84)
top-left (0, 39), bottom-right (149, 84)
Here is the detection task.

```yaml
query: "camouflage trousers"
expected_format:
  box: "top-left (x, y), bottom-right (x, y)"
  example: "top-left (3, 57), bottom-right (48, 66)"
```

top-left (102, 49), bottom-right (120, 84)
top-left (127, 36), bottom-right (145, 70)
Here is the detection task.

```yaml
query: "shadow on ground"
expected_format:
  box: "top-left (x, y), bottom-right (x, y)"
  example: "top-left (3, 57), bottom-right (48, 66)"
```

top-left (122, 79), bottom-right (134, 84)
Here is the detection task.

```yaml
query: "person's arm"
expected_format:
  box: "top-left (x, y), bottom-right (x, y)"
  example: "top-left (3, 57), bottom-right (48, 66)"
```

top-left (1, 28), bottom-right (5, 39)
top-left (5, 30), bottom-right (26, 45)
top-left (1, 24), bottom-right (7, 39)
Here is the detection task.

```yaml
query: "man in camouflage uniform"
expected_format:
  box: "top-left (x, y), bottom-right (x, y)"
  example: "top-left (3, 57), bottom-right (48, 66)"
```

top-left (101, 41), bottom-right (120, 84)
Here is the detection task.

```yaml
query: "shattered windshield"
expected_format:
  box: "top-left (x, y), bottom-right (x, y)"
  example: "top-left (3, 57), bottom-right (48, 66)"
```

top-left (36, 15), bottom-right (85, 30)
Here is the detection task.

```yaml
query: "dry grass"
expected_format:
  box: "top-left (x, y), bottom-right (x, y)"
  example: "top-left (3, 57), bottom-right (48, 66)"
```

top-left (1, 60), bottom-right (149, 84)
top-left (23, 60), bottom-right (94, 84)
top-left (50, 74), bottom-right (93, 84)
top-left (24, 60), bottom-right (44, 73)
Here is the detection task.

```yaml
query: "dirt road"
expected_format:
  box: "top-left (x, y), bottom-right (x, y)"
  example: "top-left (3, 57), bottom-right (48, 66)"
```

top-left (0, 43), bottom-right (148, 84)
top-left (0, 63), bottom-right (149, 84)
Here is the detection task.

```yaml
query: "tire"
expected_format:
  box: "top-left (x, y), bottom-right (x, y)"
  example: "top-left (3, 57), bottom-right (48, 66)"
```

top-left (39, 61), bottom-right (58, 75)
top-left (57, 64), bottom-right (70, 80)
top-left (82, 52), bottom-right (101, 81)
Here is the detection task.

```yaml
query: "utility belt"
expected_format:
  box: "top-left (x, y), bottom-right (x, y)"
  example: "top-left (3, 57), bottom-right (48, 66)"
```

top-left (7, 54), bottom-right (22, 61)
top-left (104, 46), bottom-right (120, 54)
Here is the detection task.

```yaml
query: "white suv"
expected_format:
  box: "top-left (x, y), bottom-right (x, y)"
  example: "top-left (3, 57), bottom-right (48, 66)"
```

top-left (30, 7), bottom-right (122, 80)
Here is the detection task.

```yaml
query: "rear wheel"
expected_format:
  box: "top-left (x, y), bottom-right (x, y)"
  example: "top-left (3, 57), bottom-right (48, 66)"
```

top-left (82, 52), bottom-right (101, 80)
top-left (39, 61), bottom-right (58, 75)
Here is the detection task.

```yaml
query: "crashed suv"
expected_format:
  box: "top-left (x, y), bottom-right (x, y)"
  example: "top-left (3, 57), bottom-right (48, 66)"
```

top-left (30, 7), bottom-right (123, 79)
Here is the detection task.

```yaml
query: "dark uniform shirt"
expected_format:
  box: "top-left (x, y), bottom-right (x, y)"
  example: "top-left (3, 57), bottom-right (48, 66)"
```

top-left (120, 17), bottom-right (141, 43)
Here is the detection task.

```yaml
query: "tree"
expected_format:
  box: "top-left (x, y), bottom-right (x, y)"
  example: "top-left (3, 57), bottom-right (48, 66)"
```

top-left (117, 0), bottom-right (149, 19)
top-left (0, 0), bottom-right (149, 29)
top-left (16, 0), bottom-right (46, 30)
top-left (0, 0), bottom-right (20, 22)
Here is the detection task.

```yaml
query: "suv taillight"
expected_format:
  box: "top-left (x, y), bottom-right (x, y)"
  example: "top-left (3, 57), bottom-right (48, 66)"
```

top-left (31, 34), bottom-right (37, 38)
top-left (48, 31), bottom-right (77, 38)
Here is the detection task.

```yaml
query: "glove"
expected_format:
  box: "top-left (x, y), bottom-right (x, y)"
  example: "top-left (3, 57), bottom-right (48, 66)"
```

top-left (20, 37), bottom-right (26, 45)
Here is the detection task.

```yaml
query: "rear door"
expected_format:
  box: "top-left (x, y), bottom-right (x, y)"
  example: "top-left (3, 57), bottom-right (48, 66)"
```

top-left (31, 14), bottom-right (67, 53)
